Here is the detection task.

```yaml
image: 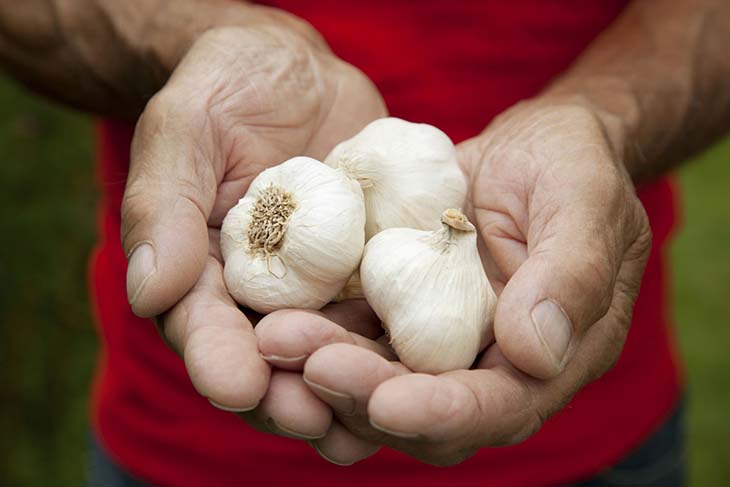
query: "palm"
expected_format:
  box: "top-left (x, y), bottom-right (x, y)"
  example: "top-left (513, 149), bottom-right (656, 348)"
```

top-left (122, 26), bottom-right (385, 414)
top-left (255, 101), bottom-right (652, 466)
top-left (458, 103), bottom-right (647, 378)
top-left (166, 28), bottom-right (386, 227)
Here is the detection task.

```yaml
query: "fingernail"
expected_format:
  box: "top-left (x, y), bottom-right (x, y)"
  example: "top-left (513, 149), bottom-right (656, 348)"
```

top-left (303, 378), bottom-right (356, 415)
top-left (310, 442), bottom-right (355, 466)
top-left (369, 418), bottom-right (420, 439)
top-left (531, 299), bottom-right (572, 368)
top-left (209, 398), bottom-right (258, 413)
top-left (260, 353), bottom-right (308, 362)
top-left (260, 353), bottom-right (308, 365)
top-left (126, 242), bottom-right (156, 305)
top-left (265, 417), bottom-right (324, 440)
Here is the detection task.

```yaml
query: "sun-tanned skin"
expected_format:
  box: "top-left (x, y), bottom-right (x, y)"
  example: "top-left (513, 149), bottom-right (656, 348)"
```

top-left (1, 0), bottom-right (728, 466)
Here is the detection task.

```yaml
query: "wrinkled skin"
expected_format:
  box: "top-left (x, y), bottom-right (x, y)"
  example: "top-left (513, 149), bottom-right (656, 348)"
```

top-left (120, 24), bottom-right (386, 432)
top-left (121, 21), bottom-right (651, 465)
top-left (255, 99), bottom-right (652, 465)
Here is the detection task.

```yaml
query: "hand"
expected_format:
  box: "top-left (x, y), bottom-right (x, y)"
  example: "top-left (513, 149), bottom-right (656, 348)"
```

top-left (243, 300), bottom-right (394, 449)
top-left (257, 98), bottom-right (652, 465)
top-left (120, 19), bottom-right (385, 416)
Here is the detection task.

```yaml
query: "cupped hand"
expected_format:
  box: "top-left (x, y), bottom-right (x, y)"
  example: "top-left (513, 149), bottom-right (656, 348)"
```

top-left (120, 18), bottom-right (385, 414)
top-left (259, 98), bottom-right (652, 465)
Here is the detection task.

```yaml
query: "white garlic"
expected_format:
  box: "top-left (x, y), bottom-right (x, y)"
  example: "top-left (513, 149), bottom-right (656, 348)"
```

top-left (221, 156), bottom-right (365, 314)
top-left (360, 209), bottom-right (496, 374)
top-left (324, 117), bottom-right (468, 240)
top-left (333, 271), bottom-right (364, 302)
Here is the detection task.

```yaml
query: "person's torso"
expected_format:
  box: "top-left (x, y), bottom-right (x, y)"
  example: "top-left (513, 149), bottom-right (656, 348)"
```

top-left (91, 2), bottom-right (682, 486)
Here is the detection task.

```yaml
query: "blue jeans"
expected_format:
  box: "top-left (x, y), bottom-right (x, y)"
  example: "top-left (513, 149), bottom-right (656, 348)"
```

top-left (88, 400), bottom-right (685, 487)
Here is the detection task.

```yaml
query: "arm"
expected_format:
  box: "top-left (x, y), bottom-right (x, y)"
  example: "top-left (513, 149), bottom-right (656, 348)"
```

top-left (0, 0), bottom-right (320, 117)
top-left (1, 0), bottom-right (387, 442)
top-left (256, 0), bottom-right (730, 465)
top-left (546, 0), bottom-right (730, 180)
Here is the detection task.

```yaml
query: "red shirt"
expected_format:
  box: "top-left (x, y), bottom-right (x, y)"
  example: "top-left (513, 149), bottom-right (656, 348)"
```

top-left (90, 1), bottom-right (682, 485)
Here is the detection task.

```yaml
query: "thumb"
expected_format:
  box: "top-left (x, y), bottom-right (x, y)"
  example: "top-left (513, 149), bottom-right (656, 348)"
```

top-left (492, 199), bottom-right (630, 380)
top-left (121, 93), bottom-right (218, 317)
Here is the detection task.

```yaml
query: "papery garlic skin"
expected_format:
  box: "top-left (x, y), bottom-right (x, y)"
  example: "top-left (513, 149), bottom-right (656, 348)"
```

top-left (324, 117), bottom-right (468, 240)
top-left (360, 209), bottom-right (496, 374)
top-left (221, 156), bottom-right (365, 314)
top-left (333, 271), bottom-right (364, 302)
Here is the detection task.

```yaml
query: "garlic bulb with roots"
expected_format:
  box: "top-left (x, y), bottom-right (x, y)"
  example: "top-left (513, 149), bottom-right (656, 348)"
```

top-left (221, 156), bottom-right (365, 314)
top-left (324, 117), bottom-right (468, 240)
top-left (360, 209), bottom-right (497, 373)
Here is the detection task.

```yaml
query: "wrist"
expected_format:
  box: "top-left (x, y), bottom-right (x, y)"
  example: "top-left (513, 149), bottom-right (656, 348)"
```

top-left (61, 1), bottom-right (326, 117)
top-left (537, 79), bottom-right (643, 180)
top-left (133, 3), bottom-right (327, 78)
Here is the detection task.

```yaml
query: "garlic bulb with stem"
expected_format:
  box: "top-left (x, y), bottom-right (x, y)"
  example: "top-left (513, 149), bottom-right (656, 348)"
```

top-left (360, 208), bottom-right (497, 374)
top-left (221, 156), bottom-right (365, 314)
top-left (324, 117), bottom-right (468, 240)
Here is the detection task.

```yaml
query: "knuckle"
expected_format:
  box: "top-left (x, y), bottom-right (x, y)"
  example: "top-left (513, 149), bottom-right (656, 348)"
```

top-left (136, 87), bottom-right (202, 148)
top-left (585, 313), bottom-right (631, 384)
top-left (120, 186), bottom-right (157, 252)
top-left (629, 203), bottom-right (653, 258)
top-left (558, 105), bottom-right (603, 133)
top-left (139, 90), bottom-right (184, 135)
top-left (423, 381), bottom-right (475, 429)
top-left (372, 356), bottom-right (399, 383)
top-left (588, 342), bottom-right (623, 382)
top-left (580, 244), bottom-right (615, 290)
top-left (503, 410), bottom-right (544, 446)
top-left (605, 319), bottom-right (629, 355)
top-left (532, 103), bottom-right (606, 143)
top-left (412, 444), bottom-right (472, 467)
top-left (557, 246), bottom-right (615, 324)
top-left (143, 90), bottom-right (170, 121)
top-left (299, 315), bottom-right (340, 348)
top-left (488, 370), bottom-right (543, 446)
top-left (501, 382), bottom-right (568, 447)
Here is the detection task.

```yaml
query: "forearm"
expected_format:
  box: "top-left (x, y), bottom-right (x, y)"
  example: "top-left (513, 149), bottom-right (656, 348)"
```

top-left (0, 0), bottom-right (320, 117)
top-left (543, 0), bottom-right (730, 181)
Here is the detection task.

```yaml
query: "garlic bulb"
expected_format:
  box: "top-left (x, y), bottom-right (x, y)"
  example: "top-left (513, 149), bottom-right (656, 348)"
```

top-left (324, 117), bottom-right (468, 240)
top-left (221, 156), bottom-right (365, 314)
top-left (360, 209), bottom-right (496, 374)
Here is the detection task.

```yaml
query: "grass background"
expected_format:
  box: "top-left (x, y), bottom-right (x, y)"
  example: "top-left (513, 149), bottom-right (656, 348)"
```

top-left (0, 75), bottom-right (728, 486)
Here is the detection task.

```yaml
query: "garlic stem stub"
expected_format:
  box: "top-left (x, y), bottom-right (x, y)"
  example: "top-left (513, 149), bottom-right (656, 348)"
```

top-left (360, 209), bottom-right (497, 374)
top-left (221, 156), bottom-right (366, 314)
top-left (324, 117), bottom-right (468, 240)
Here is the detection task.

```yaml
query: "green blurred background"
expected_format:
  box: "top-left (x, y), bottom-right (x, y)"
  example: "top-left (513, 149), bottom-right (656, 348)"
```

top-left (0, 75), bottom-right (728, 486)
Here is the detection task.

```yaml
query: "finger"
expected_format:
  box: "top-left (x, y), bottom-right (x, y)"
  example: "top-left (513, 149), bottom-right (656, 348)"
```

top-left (162, 255), bottom-right (269, 410)
top-left (361, 238), bottom-right (650, 465)
top-left (256, 310), bottom-right (395, 370)
top-left (459, 138), bottom-right (528, 281)
top-left (305, 346), bottom-right (531, 466)
top-left (367, 368), bottom-right (540, 452)
top-left (310, 420), bottom-right (380, 466)
top-left (368, 235), bottom-right (652, 453)
top-left (551, 225), bottom-right (652, 385)
top-left (489, 163), bottom-right (645, 379)
top-left (122, 90), bottom-right (219, 317)
top-left (243, 370), bottom-right (332, 440)
top-left (304, 343), bottom-right (408, 443)
top-left (476, 207), bottom-right (529, 280)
